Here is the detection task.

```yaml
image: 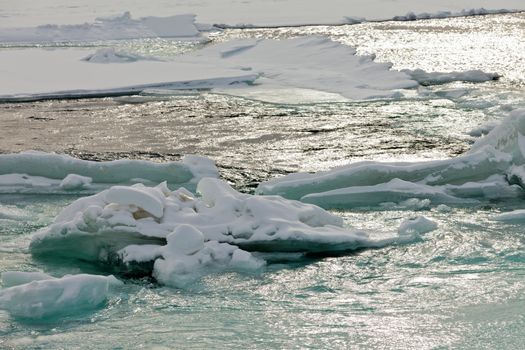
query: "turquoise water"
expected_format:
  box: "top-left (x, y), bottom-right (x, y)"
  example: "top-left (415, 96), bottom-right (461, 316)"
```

top-left (1, 13), bottom-right (525, 349)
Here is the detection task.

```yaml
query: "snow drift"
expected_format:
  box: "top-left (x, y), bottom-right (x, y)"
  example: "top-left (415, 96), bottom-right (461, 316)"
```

top-left (257, 109), bottom-right (525, 208)
top-left (0, 151), bottom-right (218, 194)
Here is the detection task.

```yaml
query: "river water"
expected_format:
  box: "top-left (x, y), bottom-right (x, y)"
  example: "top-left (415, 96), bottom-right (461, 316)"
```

top-left (0, 13), bottom-right (524, 349)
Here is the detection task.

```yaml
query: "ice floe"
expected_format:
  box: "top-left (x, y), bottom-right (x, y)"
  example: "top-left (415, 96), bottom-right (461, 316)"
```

top-left (0, 12), bottom-right (201, 44)
top-left (0, 37), bottom-right (417, 102)
top-left (0, 151), bottom-right (218, 194)
top-left (257, 109), bottom-right (525, 208)
top-left (0, 272), bottom-right (121, 319)
top-left (29, 178), bottom-right (420, 285)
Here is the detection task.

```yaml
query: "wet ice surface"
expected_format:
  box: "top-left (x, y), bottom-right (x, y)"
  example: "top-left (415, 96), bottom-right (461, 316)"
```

top-left (1, 13), bottom-right (525, 349)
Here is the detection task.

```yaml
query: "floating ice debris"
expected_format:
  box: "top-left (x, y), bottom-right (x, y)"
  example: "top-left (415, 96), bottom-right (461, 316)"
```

top-left (0, 272), bottom-right (121, 319)
top-left (0, 151), bottom-right (218, 194)
top-left (30, 178), bottom-right (413, 285)
top-left (398, 216), bottom-right (438, 236)
top-left (403, 69), bottom-right (499, 86)
top-left (493, 209), bottom-right (525, 222)
top-left (257, 109), bottom-right (525, 208)
top-left (0, 12), bottom-right (201, 44)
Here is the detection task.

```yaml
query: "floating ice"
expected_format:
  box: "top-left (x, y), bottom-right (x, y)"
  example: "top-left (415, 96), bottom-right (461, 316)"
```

top-left (403, 69), bottom-right (499, 86)
top-left (257, 109), bottom-right (525, 208)
top-left (0, 151), bottom-right (218, 194)
top-left (0, 12), bottom-right (201, 44)
top-left (0, 273), bottom-right (121, 319)
top-left (0, 37), bottom-right (417, 102)
top-left (493, 209), bottom-right (525, 222)
top-left (30, 178), bottom-right (413, 284)
top-left (398, 216), bottom-right (438, 236)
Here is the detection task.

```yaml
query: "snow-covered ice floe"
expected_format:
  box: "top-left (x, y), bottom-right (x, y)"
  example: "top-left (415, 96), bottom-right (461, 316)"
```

top-left (0, 37), bottom-right (419, 102)
top-left (0, 151), bottom-right (218, 194)
top-left (0, 12), bottom-right (201, 44)
top-left (0, 272), bottom-right (121, 319)
top-left (30, 178), bottom-right (421, 286)
top-left (257, 109), bottom-right (525, 209)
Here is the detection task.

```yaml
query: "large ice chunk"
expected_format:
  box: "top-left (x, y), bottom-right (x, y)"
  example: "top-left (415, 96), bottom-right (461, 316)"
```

top-left (0, 273), bottom-right (121, 319)
top-left (30, 178), bottom-right (413, 286)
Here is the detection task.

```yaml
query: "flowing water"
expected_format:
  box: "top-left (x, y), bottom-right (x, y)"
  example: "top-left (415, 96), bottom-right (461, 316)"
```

top-left (1, 13), bottom-right (525, 349)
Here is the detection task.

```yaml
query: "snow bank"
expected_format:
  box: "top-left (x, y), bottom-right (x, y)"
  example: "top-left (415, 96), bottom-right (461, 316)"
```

top-left (403, 69), bottom-right (499, 86)
top-left (257, 109), bottom-right (525, 209)
top-left (0, 37), bottom-right (417, 102)
top-left (0, 151), bottom-right (218, 194)
top-left (0, 273), bottom-right (121, 319)
top-left (30, 178), bottom-right (416, 285)
top-left (0, 12), bottom-right (200, 43)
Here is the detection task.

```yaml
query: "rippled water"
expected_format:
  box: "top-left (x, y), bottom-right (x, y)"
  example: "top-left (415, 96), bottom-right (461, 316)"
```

top-left (1, 13), bottom-right (525, 349)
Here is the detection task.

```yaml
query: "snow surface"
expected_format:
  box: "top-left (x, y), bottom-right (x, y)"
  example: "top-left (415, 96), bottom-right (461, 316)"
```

top-left (0, 37), bottom-right (418, 102)
top-left (0, 273), bottom-right (121, 319)
top-left (0, 151), bottom-right (218, 194)
top-left (257, 109), bottom-right (525, 209)
top-left (0, 12), bottom-right (201, 43)
top-left (30, 178), bottom-right (418, 285)
top-left (1, 1), bottom-right (523, 28)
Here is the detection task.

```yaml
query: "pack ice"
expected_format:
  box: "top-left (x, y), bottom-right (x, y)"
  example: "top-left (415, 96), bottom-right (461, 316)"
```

top-left (257, 109), bottom-right (525, 208)
top-left (0, 272), bottom-right (121, 319)
top-left (0, 151), bottom-right (218, 194)
top-left (30, 178), bottom-right (420, 287)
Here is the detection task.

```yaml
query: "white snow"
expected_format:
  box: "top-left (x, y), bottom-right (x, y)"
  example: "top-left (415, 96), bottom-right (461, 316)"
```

top-left (0, 1), bottom-right (523, 29)
top-left (0, 273), bottom-right (121, 319)
top-left (0, 151), bottom-right (218, 193)
top-left (0, 12), bottom-right (201, 43)
top-left (0, 37), bottom-right (417, 102)
top-left (257, 109), bottom-right (525, 209)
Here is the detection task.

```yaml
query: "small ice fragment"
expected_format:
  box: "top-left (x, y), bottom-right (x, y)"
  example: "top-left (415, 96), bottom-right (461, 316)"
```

top-left (398, 216), bottom-right (438, 236)
top-left (60, 174), bottom-right (92, 190)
